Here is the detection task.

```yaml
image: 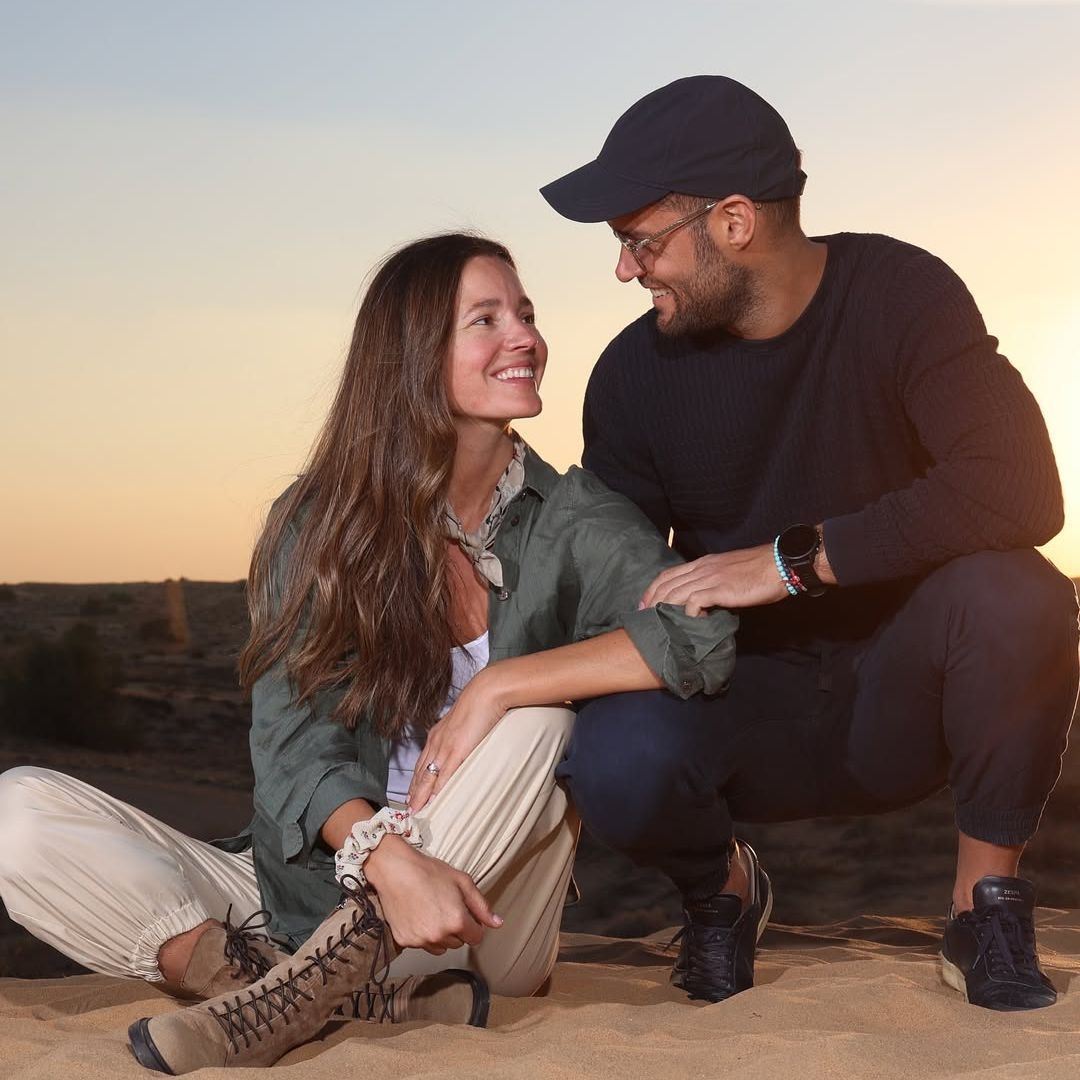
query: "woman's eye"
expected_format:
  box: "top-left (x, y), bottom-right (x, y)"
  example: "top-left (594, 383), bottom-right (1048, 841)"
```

top-left (522, 312), bottom-right (536, 325)
top-left (472, 315), bottom-right (492, 326)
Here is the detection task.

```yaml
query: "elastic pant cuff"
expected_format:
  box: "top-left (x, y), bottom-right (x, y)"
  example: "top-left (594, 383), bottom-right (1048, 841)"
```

top-left (955, 801), bottom-right (1045, 848)
top-left (678, 838), bottom-right (736, 902)
top-left (131, 899), bottom-right (212, 982)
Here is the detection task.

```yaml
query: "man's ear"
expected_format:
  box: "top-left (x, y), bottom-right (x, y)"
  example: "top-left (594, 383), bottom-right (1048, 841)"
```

top-left (711, 195), bottom-right (757, 252)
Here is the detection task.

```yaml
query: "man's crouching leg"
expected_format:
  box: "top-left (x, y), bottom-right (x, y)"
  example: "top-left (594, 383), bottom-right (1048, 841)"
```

top-left (851, 550), bottom-right (1078, 1011)
top-left (556, 691), bottom-right (771, 1002)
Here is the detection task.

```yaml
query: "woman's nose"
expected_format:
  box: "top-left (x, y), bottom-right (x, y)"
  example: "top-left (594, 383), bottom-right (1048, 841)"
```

top-left (507, 319), bottom-right (539, 349)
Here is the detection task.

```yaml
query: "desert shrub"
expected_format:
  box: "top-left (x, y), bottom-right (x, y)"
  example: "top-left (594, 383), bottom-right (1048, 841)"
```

top-left (106, 589), bottom-right (135, 605)
top-left (0, 586), bottom-right (16, 605)
top-left (79, 594), bottom-right (118, 616)
top-left (0, 622), bottom-right (140, 750)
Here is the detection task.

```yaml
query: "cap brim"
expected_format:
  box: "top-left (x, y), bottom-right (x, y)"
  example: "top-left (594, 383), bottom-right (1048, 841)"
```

top-left (540, 159), bottom-right (670, 223)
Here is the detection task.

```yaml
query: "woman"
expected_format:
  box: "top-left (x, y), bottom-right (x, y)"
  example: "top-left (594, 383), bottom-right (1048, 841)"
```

top-left (0, 234), bottom-right (736, 1072)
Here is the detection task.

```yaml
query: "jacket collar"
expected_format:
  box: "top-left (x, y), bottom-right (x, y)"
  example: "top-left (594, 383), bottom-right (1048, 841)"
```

top-left (519, 438), bottom-right (562, 501)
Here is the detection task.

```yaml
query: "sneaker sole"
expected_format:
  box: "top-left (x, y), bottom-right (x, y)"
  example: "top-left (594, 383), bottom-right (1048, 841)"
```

top-left (938, 951), bottom-right (1057, 1011)
top-left (939, 952), bottom-right (968, 1001)
top-left (756, 868), bottom-right (774, 942)
top-left (128, 1018), bottom-right (177, 1075)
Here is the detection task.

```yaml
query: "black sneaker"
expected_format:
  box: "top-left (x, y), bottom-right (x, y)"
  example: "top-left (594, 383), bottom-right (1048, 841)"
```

top-left (671, 840), bottom-right (773, 1003)
top-left (940, 876), bottom-right (1057, 1011)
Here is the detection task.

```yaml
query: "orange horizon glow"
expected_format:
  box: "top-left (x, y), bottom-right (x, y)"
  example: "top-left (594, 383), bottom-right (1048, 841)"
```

top-left (3, 2), bottom-right (1079, 583)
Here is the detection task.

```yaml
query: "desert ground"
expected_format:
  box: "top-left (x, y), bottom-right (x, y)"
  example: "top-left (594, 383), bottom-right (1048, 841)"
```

top-left (3, 580), bottom-right (1080, 1078)
top-left (2, 578), bottom-right (1078, 980)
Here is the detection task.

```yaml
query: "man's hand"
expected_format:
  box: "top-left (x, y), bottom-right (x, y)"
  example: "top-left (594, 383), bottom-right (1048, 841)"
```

top-left (640, 542), bottom-right (789, 613)
top-left (363, 835), bottom-right (503, 954)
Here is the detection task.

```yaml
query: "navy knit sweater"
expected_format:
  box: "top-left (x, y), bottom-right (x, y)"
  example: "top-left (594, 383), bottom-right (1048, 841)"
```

top-left (582, 232), bottom-right (1063, 645)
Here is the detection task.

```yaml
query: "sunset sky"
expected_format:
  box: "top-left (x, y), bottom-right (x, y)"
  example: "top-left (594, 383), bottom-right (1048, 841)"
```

top-left (3, 0), bottom-right (1079, 582)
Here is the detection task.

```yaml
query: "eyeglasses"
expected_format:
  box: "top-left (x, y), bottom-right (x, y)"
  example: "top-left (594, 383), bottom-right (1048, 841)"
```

top-left (613, 201), bottom-right (718, 271)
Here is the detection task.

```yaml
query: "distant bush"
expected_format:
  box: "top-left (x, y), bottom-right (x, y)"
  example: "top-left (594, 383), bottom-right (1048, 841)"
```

top-left (0, 586), bottom-right (16, 605)
top-left (0, 622), bottom-right (141, 750)
top-left (80, 594), bottom-right (118, 616)
top-left (106, 589), bottom-right (135, 605)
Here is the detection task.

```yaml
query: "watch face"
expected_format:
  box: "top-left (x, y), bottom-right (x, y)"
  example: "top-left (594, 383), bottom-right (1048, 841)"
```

top-left (779, 523), bottom-right (819, 562)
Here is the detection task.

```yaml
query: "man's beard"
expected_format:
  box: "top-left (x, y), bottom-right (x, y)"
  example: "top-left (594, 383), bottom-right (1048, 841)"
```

top-left (655, 227), bottom-right (757, 338)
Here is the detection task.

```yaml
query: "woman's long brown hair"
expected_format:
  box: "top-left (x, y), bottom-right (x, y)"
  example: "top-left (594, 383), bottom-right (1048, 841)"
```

top-left (239, 233), bottom-right (515, 737)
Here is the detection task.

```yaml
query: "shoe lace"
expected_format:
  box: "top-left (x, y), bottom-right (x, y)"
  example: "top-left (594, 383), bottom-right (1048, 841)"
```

top-left (222, 906), bottom-right (281, 982)
top-left (208, 882), bottom-right (391, 1053)
top-left (664, 926), bottom-right (685, 953)
top-left (669, 916), bottom-right (738, 995)
top-left (971, 907), bottom-right (1040, 979)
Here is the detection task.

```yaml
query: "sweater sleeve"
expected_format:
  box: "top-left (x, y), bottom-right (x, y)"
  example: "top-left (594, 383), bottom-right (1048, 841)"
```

top-left (824, 252), bottom-right (1063, 586)
top-left (583, 323), bottom-right (673, 537)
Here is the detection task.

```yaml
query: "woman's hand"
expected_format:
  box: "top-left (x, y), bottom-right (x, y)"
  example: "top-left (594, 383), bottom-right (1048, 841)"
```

top-left (408, 668), bottom-right (507, 811)
top-left (363, 835), bottom-right (502, 953)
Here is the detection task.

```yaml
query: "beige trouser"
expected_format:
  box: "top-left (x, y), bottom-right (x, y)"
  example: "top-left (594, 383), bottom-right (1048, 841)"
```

top-left (0, 706), bottom-right (578, 997)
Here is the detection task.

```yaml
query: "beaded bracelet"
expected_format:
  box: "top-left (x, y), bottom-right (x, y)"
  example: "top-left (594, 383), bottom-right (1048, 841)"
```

top-left (772, 537), bottom-right (802, 598)
top-left (335, 807), bottom-right (424, 888)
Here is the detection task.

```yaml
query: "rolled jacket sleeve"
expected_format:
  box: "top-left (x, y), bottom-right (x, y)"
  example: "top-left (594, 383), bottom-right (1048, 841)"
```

top-left (619, 602), bottom-right (735, 698)
top-left (565, 468), bottom-right (737, 698)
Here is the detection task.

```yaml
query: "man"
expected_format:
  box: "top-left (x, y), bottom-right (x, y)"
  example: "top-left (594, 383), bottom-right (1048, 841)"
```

top-left (541, 76), bottom-right (1079, 1011)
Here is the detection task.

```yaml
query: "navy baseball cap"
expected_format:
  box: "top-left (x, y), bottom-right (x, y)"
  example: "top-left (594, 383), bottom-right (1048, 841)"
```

top-left (540, 76), bottom-right (806, 223)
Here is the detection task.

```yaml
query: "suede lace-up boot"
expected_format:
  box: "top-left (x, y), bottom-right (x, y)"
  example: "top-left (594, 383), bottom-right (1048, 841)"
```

top-left (129, 887), bottom-right (399, 1074)
top-left (161, 908), bottom-right (289, 1002)
top-left (339, 970), bottom-right (490, 1027)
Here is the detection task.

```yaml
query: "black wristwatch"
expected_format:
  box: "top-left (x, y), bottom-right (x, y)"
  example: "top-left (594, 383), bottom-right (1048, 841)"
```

top-left (777, 523), bottom-right (826, 597)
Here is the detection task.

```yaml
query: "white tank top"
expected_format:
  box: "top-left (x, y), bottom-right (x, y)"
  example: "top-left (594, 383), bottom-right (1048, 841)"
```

top-left (384, 631), bottom-right (490, 805)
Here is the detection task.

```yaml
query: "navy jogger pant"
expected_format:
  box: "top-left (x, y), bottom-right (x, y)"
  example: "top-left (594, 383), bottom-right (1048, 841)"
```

top-left (555, 550), bottom-right (1080, 896)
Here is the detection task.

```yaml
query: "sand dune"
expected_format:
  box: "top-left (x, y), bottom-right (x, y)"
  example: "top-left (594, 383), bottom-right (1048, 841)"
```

top-left (3, 913), bottom-right (1079, 1079)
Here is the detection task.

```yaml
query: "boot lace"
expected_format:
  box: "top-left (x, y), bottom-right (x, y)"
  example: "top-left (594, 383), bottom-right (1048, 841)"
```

top-left (208, 881), bottom-right (392, 1053)
top-left (222, 906), bottom-right (282, 982)
top-left (342, 980), bottom-right (403, 1023)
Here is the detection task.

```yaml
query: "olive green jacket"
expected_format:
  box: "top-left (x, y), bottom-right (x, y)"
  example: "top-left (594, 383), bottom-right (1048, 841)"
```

top-left (217, 445), bottom-right (737, 947)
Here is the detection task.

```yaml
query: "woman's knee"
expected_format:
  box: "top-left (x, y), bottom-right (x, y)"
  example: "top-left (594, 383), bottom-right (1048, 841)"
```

top-left (497, 705), bottom-right (575, 768)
